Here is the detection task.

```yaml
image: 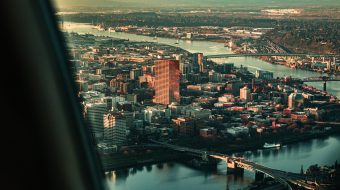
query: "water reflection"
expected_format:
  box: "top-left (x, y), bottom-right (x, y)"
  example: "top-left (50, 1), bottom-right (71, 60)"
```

top-left (271, 148), bottom-right (279, 159)
top-left (156, 163), bottom-right (164, 169)
top-left (113, 169), bottom-right (129, 185)
top-left (107, 135), bottom-right (340, 190)
top-left (167, 162), bottom-right (174, 168)
top-left (63, 22), bottom-right (340, 189)
top-left (146, 164), bottom-right (152, 172)
top-left (251, 149), bottom-right (260, 157)
top-left (315, 137), bottom-right (329, 149)
top-left (262, 149), bottom-right (270, 159)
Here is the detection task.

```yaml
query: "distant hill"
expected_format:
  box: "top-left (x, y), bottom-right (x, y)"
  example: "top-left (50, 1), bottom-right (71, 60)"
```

top-left (55, 0), bottom-right (340, 8)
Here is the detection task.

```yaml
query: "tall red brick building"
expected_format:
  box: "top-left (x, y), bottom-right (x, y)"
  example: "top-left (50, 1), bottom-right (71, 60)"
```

top-left (154, 60), bottom-right (180, 105)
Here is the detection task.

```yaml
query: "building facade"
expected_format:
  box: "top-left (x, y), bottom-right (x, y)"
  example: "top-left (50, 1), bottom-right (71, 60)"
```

top-left (255, 70), bottom-right (274, 80)
top-left (240, 86), bottom-right (251, 101)
top-left (288, 93), bottom-right (304, 109)
top-left (192, 53), bottom-right (204, 73)
top-left (103, 112), bottom-right (127, 145)
top-left (154, 60), bottom-right (180, 105)
top-left (84, 103), bottom-right (108, 141)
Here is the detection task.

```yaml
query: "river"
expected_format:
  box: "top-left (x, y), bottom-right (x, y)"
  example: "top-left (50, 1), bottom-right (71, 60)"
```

top-left (106, 135), bottom-right (340, 190)
top-left (62, 22), bottom-right (340, 190)
top-left (62, 22), bottom-right (340, 97)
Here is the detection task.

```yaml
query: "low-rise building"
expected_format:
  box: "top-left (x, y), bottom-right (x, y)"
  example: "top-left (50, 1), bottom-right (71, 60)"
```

top-left (200, 127), bottom-right (217, 138)
top-left (225, 126), bottom-right (249, 137)
top-left (291, 112), bottom-right (308, 122)
top-left (172, 117), bottom-right (195, 136)
top-left (255, 70), bottom-right (274, 79)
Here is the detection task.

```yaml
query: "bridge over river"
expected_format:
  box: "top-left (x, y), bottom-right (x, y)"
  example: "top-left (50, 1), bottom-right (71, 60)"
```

top-left (205, 53), bottom-right (338, 59)
top-left (266, 76), bottom-right (340, 91)
top-left (149, 140), bottom-right (322, 190)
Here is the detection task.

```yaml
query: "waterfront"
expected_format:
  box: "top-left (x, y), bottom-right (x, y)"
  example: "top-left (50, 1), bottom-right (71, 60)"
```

top-left (62, 22), bottom-right (340, 189)
top-left (63, 22), bottom-right (340, 97)
top-left (107, 135), bottom-right (340, 190)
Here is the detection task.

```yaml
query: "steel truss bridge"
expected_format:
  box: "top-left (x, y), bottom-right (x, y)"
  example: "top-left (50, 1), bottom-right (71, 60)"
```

top-left (265, 76), bottom-right (340, 83)
top-left (300, 77), bottom-right (340, 83)
top-left (150, 140), bottom-right (320, 190)
top-left (205, 53), bottom-right (338, 59)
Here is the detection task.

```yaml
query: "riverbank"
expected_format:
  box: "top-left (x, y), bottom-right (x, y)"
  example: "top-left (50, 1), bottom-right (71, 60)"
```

top-left (92, 26), bottom-right (338, 75)
top-left (104, 135), bottom-right (340, 190)
top-left (62, 21), bottom-right (340, 97)
top-left (217, 129), bottom-right (340, 154)
top-left (101, 149), bottom-right (185, 171)
top-left (102, 129), bottom-right (340, 171)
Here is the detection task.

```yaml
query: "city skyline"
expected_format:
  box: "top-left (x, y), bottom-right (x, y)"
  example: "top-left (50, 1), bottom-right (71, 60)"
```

top-left (55, 0), bottom-right (340, 8)
top-left (58, 2), bottom-right (340, 189)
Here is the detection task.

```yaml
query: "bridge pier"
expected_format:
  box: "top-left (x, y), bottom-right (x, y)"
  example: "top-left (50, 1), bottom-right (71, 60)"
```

top-left (255, 171), bottom-right (265, 181)
top-left (226, 159), bottom-right (244, 174)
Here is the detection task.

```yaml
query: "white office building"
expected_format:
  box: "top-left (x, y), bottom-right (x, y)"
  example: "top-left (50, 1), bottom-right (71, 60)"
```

top-left (240, 86), bottom-right (251, 101)
top-left (103, 112), bottom-right (127, 146)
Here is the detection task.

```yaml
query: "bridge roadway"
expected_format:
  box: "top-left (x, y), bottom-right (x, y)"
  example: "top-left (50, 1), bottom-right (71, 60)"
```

top-left (149, 140), bottom-right (318, 190)
top-left (255, 76), bottom-right (340, 92)
top-left (205, 53), bottom-right (338, 58)
top-left (264, 77), bottom-right (340, 83)
top-left (300, 76), bottom-right (340, 83)
top-left (314, 121), bottom-right (340, 125)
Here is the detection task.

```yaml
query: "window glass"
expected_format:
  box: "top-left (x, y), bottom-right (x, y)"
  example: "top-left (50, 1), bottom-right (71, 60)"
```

top-left (53, 1), bottom-right (340, 189)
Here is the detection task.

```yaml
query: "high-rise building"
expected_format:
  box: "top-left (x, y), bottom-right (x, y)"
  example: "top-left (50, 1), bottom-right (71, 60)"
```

top-left (119, 82), bottom-right (133, 95)
top-left (209, 70), bottom-right (222, 83)
top-left (288, 93), bottom-right (304, 109)
top-left (327, 61), bottom-right (331, 71)
top-left (226, 81), bottom-right (241, 96)
top-left (240, 86), bottom-right (251, 101)
top-left (101, 97), bottom-right (114, 111)
top-left (193, 53), bottom-right (204, 73)
top-left (84, 103), bottom-right (108, 141)
top-left (103, 112), bottom-right (127, 145)
top-left (172, 117), bottom-right (195, 136)
top-left (76, 80), bottom-right (88, 92)
top-left (180, 62), bottom-right (192, 75)
top-left (255, 70), bottom-right (274, 80)
top-left (215, 63), bottom-right (234, 74)
top-left (154, 60), bottom-right (180, 105)
top-left (121, 111), bottom-right (134, 130)
top-left (130, 68), bottom-right (142, 80)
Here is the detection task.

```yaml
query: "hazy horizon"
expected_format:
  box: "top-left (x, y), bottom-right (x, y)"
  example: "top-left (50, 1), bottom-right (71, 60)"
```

top-left (54, 0), bottom-right (340, 9)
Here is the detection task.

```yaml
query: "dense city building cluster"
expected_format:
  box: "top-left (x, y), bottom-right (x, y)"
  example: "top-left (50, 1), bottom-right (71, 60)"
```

top-left (65, 32), bottom-right (339, 155)
top-left (71, 20), bottom-right (340, 75)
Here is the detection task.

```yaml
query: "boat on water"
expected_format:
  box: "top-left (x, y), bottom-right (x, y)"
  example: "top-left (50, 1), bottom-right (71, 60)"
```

top-left (92, 24), bottom-right (105, 31)
top-left (108, 27), bottom-right (116, 33)
top-left (263, 142), bottom-right (281, 149)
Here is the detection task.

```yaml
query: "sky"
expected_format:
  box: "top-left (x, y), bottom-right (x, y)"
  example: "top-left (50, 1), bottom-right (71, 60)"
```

top-left (54, 0), bottom-right (340, 9)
